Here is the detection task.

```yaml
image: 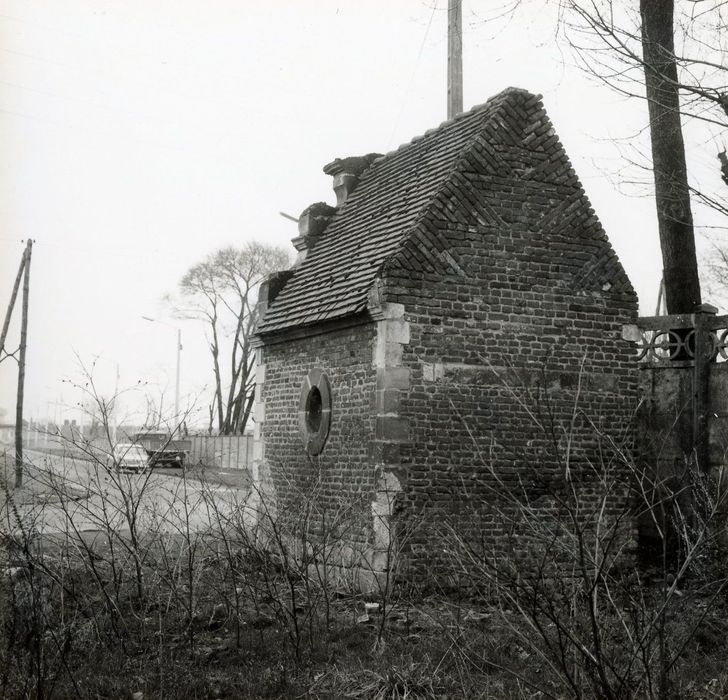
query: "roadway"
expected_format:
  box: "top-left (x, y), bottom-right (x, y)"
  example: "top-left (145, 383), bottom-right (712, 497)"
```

top-left (1, 449), bottom-right (252, 541)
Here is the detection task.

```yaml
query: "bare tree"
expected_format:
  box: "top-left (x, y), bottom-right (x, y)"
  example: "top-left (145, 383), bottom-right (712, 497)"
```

top-left (559, 0), bottom-right (728, 310)
top-left (640, 0), bottom-right (701, 312)
top-left (171, 242), bottom-right (289, 435)
top-left (562, 2), bottom-right (728, 124)
top-left (707, 152), bottom-right (728, 300)
top-left (477, 1), bottom-right (728, 310)
top-left (707, 239), bottom-right (728, 302)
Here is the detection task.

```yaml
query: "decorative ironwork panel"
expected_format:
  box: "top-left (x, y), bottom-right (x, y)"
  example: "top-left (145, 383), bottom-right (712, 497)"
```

top-left (630, 314), bottom-right (728, 366)
top-left (716, 328), bottom-right (728, 362)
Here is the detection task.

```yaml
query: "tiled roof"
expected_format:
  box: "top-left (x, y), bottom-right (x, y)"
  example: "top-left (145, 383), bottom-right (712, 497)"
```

top-left (256, 87), bottom-right (633, 335)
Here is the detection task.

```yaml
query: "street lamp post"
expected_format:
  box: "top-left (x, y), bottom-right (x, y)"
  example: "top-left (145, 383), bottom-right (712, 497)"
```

top-left (142, 316), bottom-right (182, 431)
top-left (174, 327), bottom-right (181, 420)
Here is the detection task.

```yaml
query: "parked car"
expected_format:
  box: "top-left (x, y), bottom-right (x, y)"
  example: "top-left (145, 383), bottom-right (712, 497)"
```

top-left (108, 443), bottom-right (150, 472)
top-left (134, 431), bottom-right (190, 469)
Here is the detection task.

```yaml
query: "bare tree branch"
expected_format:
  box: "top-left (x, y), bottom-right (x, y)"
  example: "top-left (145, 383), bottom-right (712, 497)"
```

top-left (168, 242), bottom-right (289, 434)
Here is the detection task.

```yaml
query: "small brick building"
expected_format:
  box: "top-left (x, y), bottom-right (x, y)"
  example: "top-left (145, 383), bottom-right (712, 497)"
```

top-left (252, 88), bottom-right (639, 586)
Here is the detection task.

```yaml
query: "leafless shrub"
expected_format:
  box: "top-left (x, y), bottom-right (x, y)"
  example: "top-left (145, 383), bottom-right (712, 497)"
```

top-left (436, 357), bottom-right (728, 699)
top-left (3, 358), bottom-right (727, 698)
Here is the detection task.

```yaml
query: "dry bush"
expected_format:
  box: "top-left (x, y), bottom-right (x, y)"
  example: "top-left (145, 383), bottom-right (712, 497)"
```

top-left (2, 364), bottom-right (728, 699)
top-left (434, 361), bottom-right (728, 700)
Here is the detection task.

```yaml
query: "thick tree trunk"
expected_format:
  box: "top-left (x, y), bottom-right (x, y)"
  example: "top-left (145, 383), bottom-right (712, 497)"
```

top-left (210, 321), bottom-right (224, 432)
top-left (239, 391), bottom-right (255, 435)
top-left (640, 0), bottom-right (701, 313)
top-left (223, 315), bottom-right (246, 432)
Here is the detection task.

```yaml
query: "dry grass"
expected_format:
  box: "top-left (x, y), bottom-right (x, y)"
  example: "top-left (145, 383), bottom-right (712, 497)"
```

top-left (2, 533), bottom-right (728, 700)
top-left (3, 437), bottom-right (728, 699)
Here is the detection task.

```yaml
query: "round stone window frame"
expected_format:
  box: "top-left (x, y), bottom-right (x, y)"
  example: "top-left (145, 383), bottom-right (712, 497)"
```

top-left (298, 369), bottom-right (332, 455)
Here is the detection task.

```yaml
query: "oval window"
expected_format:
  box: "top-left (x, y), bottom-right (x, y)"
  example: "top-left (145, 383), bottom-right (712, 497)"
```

top-left (298, 369), bottom-right (332, 455)
top-left (306, 386), bottom-right (323, 432)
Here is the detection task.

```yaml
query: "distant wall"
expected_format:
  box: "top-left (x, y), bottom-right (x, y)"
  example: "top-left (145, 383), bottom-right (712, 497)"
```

top-left (633, 312), bottom-right (728, 475)
top-left (710, 365), bottom-right (728, 467)
top-left (637, 362), bottom-right (728, 473)
top-left (188, 435), bottom-right (254, 471)
top-left (631, 312), bottom-right (728, 562)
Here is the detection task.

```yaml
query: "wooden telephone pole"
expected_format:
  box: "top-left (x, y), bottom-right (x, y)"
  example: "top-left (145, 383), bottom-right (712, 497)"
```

top-left (0, 240), bottom-right (33, 488)
top-left (447, 0), bottom-right (463, 119)
top-left (0, 246), bottom-right (27, 357)
top-left (15, 240), bottom-right (32, 488)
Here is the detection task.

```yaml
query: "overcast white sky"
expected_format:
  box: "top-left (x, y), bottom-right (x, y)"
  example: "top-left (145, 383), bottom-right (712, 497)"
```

top-left (0, 0), bottom-right (721, 429)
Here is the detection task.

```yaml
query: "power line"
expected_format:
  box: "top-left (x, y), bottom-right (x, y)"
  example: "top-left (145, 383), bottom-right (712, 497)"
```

top-left (387, 1), bottom-right (440, 149)
top-left (0, 45), bottom-right (278, 119)
top-left (0, 104), bottom-right (245, 161)
top-left (0, 11), bottom-right (196, 70)
top-left (0, 236), bottom-right (195, 264)
top-left (0, 77), bottom-right (125, 112)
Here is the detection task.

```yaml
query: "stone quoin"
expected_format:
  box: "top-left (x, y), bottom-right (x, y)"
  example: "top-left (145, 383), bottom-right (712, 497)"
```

top-left (251, 87), bottom-right (639, 589)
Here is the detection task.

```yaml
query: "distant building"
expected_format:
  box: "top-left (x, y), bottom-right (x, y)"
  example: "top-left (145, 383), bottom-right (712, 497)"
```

top-left (0, 423), bottom-right (15, 445)
top-left (0, 420), bottom-right (29, 445)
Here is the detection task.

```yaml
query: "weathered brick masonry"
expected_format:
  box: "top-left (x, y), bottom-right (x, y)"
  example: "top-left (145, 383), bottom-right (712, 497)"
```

top-left (253, 87), bottom-right (640, 586)
top-left (386, 254), bottom-right (638, 577)
top-left (258, 323), bottom-right (377, 550)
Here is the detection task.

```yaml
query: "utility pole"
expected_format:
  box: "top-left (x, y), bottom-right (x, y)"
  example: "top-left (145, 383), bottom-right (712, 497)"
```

top-left (113, 363), bottom-right (119, 444)
top-left (447, 0), bottom-right (463, 119)
top-left (174, 328), bottom-right (181, 424)
top-left (0, 249), bottom-right (27, 360)
top-left (15, 239), bottom-right (32, 488)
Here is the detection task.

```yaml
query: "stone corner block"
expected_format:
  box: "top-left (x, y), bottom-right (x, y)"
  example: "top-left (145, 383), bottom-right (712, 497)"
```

top-left (376, 367), bottom-right (410, 391)
top-left (380, 302), bottom-right (406, 321)
top-left (255, 363), bottom-right (266, 384)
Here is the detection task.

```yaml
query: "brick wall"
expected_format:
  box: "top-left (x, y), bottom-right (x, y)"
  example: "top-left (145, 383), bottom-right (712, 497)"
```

top-left (258, 280), bottom-right (638, 585)
top-left (259, 323), bottom-right (378, 554)
top-left (380, 212), bottom-right (639, 578)
top-left (386, 277), bottom-right (637, 579)
top-left (257, 105), bottom-right (642, 586)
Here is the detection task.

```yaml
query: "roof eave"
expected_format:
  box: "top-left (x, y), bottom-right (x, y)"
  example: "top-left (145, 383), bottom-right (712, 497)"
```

top-left (253, 309), bottom-right (374, 348)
